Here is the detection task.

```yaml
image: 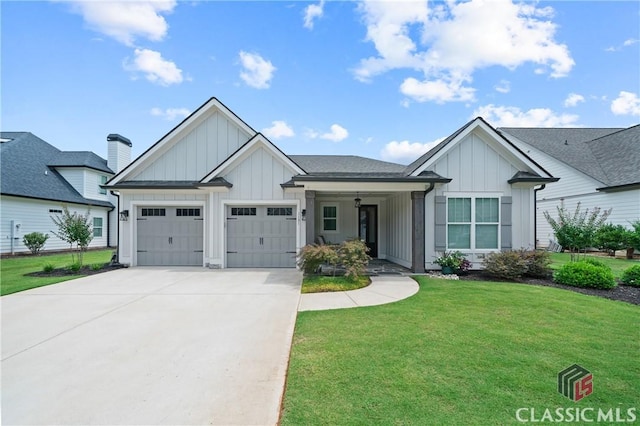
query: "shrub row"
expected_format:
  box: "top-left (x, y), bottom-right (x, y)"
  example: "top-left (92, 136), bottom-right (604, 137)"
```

top-left (298, 239), bottom-right (371, 281)
top-left (482, 250), bottom-right (551, 280)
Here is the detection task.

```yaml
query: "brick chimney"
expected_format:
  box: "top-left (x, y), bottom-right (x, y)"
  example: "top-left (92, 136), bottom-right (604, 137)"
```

top-left (107, 134), bottom-right (132, 174)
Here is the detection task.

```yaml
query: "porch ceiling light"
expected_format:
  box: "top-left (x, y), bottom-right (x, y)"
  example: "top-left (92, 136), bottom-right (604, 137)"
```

top-left (354, 193), bottom-right (361, 208)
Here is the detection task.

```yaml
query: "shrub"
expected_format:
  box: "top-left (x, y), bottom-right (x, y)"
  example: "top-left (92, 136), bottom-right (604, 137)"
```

top-left (297, 244), bottom-right (339, 275)
top-left (582, 257), bottom-right (608, 269)
top-left (42, 263), bottom-right (55, 273)
top-left (91, 263), bottom-right (104, 271)
top-left (22, 232), bottom-right (49, 255)
top-left (338, 239), bottom-right (371, 281)
top-left (520, 250), bottom-right (552, 278)
top-left (483, 251), bottom-right (528, 280)
top-left (620, 265), bottom-right (640, 287)
top-left (594, 223), bottom-right (632, 256)
top-left (68, 262), bottom-right (82, 273)
top-left (553, 261), bottom-right (616, 289)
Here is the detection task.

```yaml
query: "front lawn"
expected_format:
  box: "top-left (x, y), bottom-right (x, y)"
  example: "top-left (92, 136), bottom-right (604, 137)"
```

top-left (549, 252), bottom-right (638, 278)
top-left (281, 277), bottom-right (639, 425)
top-left (0, 249), bottom-right (113, 296)
top-left (301, 275), bottom-right (370, 294)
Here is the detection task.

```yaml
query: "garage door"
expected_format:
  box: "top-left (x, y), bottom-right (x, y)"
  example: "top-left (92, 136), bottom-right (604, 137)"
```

top-left (137, 206), bottom-right (203, 266)
top-left (226, 206), bottom-right (297, 267)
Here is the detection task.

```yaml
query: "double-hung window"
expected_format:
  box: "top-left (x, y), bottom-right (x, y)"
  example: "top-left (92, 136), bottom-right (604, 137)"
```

top-left (447, 196), bottom-right (499, 250)
top-left (93, 217), bottom-right (103, 238)
top-left (99, 176), bottom-right (107, 195)
top-left (322, 205), bottom-right (338, 232)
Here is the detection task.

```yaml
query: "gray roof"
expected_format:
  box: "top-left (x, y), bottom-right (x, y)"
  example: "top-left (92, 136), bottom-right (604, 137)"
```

top-left (0, 132), bottom-right (113, 208)
top-left (49, 151), bottom-right (113, 174)
top-left (289, 155), bottom-right (406, 174)
top-left (499, 126), bottom-right (639, 188)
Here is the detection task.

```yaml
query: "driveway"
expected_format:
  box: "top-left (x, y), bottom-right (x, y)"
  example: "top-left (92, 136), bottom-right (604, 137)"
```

top-left (1, 267), bottom-right (302, 425)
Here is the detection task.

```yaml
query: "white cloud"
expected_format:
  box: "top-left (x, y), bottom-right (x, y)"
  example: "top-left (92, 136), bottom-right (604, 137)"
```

top-left (473, 104), bottom-right (580, 127)
top-left (380, 138), bottom-right (444, 164)
top-left (623, 38), bottom-right (639, 47)
top-left (494, 80), bottom-right (511, 94)
top-left (564, 93), bottom-right (585, 107)
top-left (124, 48), bottom-right (183, 86)
top-left (262, 121), bottom-right (295, 139)
top-left (66, 1), bottom-right (176, 46)
top-left (321, 124), bottom-right (349, 142)
top-left (606, 38), bottom-right (639, 52)
top-left (303, 1), bottom-right (325, 30)
top-left (150, 107), bottom-right (190, 121)
top-left (611, 91), bottom-right (640, 116)
top-left (238, 51), bottom-right (276, 89)
top-left (354, 0), bottom-right (574, 103)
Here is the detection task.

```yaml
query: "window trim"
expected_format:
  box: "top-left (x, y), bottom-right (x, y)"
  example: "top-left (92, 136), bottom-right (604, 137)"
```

top-left (321, 203), bottom-right (339, 233)
top-left (445, 193), bottom-right (501, 251)
top-left (93, 217), bottom-right (103, 238)
top-left (99, 175), bottom-right (108, 195)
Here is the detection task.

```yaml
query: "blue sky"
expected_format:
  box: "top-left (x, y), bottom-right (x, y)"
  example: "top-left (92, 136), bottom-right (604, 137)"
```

top-left (2, 1), bottom-right (639, 164)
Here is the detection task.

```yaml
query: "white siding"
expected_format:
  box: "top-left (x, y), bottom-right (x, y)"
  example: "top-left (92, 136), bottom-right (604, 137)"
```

top-left (1, 196), bottom-right (111, 254)
top-left (85, 170), bottom-right (111, 201)
top-left (56, 168), bottom-right (84, 196)
top-left (312, 198), bottom-right (358, 244)
top-left (385, 192), bottom-right (412, 268)
top-left (131, 111), bottom-right (252, 181)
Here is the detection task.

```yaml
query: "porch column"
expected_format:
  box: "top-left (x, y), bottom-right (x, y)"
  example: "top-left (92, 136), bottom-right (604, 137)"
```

top-left (411, 191), bottom-right (426, 273)
top-left (305, 190), bottom-right (316, 246)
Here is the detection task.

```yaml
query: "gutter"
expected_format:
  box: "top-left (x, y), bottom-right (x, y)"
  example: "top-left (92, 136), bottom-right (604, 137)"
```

top-left (533, 184), bottom-right (546, 249)
top-left (110, 190), bottom-right (120, 264)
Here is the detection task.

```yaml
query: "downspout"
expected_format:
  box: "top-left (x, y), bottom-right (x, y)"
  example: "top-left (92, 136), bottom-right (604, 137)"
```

top-left (110, 190), bottom-right (120, 264)
top-left (107, 205), bottom-right (115, 248)
top-left (533, 184), bottom-right (546, 249)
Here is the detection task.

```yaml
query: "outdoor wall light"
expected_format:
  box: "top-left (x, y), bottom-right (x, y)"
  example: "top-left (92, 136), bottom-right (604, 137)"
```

top-left (301, 209), bottom-right (306, 221)
top-left (354, 193), bottom-right (361, 208)
top-left (119, 210), bottom-right (129, 221)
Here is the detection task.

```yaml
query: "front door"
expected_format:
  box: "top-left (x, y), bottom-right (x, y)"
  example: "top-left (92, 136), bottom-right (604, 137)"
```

top-left (358, 205), bottom-right (378, 258)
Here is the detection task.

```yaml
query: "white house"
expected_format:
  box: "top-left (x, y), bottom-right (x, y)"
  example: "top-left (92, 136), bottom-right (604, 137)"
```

top-left (106, 97), bottom-right (558, 271)
top-left (0, 132), bottom-right (131, 254)
top-left (500, 126), bottom-right (640, 247)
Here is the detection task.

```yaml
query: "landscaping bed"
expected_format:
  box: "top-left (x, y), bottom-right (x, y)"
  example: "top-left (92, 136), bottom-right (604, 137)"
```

top-left (26, 263), bottom-right (126, 278)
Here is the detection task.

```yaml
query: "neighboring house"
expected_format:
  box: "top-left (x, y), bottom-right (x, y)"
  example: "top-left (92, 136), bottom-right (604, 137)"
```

top-left (106, 97), bottom-right (557, 271)
top-left (0, 132), bottom-right (131, 254)
top-left (499, 125), bottom-right (640, 248)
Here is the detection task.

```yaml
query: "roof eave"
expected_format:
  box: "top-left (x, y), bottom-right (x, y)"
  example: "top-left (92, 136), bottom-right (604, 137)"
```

top-left (596, 182), bottom-right (640, 192)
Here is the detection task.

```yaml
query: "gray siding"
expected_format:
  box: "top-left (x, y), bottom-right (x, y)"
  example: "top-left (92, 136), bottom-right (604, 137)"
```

top-left (384, 192), bottom-right (412, 268)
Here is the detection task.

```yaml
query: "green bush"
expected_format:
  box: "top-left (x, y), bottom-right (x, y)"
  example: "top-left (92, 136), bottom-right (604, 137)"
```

top-left (620, 265), bottom-right (640, 287)
top-left (338, 239), bottom-right (371, 281)
top-left (90, 263), bottom-right (104, 271)
top-left (68, 262), bottom-right (82, 273)
top-left (553, 261), bottom-right (616, 289)
top-left (520, 250), bottom-right (552, 278)
top-left (483, 251), bottom-right (528, 280)
top-left (582, 257), bottom-right (608, 269)
top-left (42, 263), bottom-right (55, 273)
top-left (297, 244), bottom-right (339, 275)
top-left (23, 232), bottom-right (49, 255)
top-left (594, 223), bottom-right (632, 255)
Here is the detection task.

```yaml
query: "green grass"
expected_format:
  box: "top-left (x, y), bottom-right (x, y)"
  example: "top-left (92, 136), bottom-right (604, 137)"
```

top-left (302, 275), bottom-right (370, 293)
top-left (282, 277), bottom-right (639, 425)
top-left (549, 252), bottom-right (639, 278)
top-left (0, 249), bottom-right (113, 296)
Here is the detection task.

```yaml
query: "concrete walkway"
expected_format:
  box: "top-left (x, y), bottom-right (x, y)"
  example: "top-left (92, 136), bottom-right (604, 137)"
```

top-left (1, 268), bottom-right (302, 426)
top-left (298, 275), bottom-right (419, 311)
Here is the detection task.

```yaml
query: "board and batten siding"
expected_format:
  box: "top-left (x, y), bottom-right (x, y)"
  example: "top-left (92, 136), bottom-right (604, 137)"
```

top-left (424, 130), bottom-right (536, 269)
top-left (384, 192), bottom-right (412, 268)
top-left (131, 111), bottom-right (252, 181)
top-left (0, 195), bottom-right (110, 254)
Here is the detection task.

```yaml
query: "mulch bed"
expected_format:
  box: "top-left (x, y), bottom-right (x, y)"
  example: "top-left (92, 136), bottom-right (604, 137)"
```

top-left (26, 264), bottom-right (126, 278)
top-left (459, 271), bottom-right (640, 306)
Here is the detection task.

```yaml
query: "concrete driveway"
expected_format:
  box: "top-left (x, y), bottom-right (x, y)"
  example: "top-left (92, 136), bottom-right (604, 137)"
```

top-left (1, 267), bottom-right (302, 425)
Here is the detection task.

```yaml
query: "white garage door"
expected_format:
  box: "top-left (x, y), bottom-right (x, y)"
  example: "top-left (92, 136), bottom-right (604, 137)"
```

top-left (137, 206), bottom-right (203, 266)
top-left (226, 206), bottom-right (297, 268)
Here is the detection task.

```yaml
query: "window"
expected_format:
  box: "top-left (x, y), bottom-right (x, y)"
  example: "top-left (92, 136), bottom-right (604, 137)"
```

top-left (267, 207), bottom-right (293, 216)
top-left (99, 175), bottom-right (107, 195)
top-left (231, 207), bottom-right (256, 216)
top-left (177, 208), bottom-right (200, 217)
top-left (93, 217), bottom-right (103, 237)
top-left (141, 208), bottom-right (166, 217)
top-left (447, 197), bottom-right (499, 250)
top-left (322, 205), bottom-right (338, 232)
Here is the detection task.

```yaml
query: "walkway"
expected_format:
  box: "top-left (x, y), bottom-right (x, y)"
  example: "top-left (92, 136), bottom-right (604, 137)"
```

top-left (298, 275), bottom-right (419, 311)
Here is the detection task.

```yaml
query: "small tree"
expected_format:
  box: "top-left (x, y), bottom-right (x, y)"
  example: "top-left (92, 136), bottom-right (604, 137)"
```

top-left (594, 223), bottom-right (632, 256)
top-left (22, 232), bottom-right (49, 255)
top-left (628, 220), bottom-right (640, 259)
top-left (51, 206), bottom-right (93, 265)
top-left (543, 202), bottom-right (611, 261)
top-left (338, 239), bottom-right (371, 281)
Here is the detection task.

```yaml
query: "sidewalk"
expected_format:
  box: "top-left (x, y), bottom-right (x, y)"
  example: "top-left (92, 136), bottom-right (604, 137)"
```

top-left (298, 276), bottom-right (419, 311)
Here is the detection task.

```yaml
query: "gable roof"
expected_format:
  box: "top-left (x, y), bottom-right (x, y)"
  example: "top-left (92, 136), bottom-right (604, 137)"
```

top-left (405, 117), bottom-right (556, 181)
top-left (49, 151), bottom-right (113, 174)
top-left (0, 132), bottom-right (113, 208)
top-left (498, 126), bottom-right (639, 189)
top-left (290, 155), bottom-right (405, 174)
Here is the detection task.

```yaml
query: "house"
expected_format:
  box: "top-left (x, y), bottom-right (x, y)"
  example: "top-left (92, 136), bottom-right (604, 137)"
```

top-left (0, 132), bottom-right (131, 254)
top-left (499, 125), bottom-right (640, 247)
top-left (106, 97), bottom-right (558, 271)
